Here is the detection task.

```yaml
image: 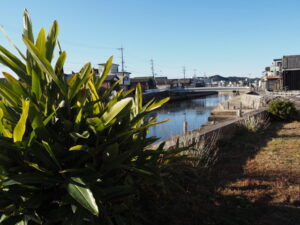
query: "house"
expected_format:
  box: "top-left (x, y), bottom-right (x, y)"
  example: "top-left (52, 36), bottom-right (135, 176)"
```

top-left (178, 78), bottom-right (193, 87)
top-left (101, 75), bottom-right (120, 90)
top-left (262, 58), bottom-right (283, 91)
top-left (262, 75), bottom-right (281, 91)
top-left (97, 63), bottom-right (131, 90)
top-left (282, 55), bottom-right (300, 90)
top-left (192, 77), bottom-right (205, 87)
top-left (265, 59), bottom-right (282, 76)
top-left (130, 77), bottom-right (156, 90)
top-left (155, 77), bottom-right (170, 89)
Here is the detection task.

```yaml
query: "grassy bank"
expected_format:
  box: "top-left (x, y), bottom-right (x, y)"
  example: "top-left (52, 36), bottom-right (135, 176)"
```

top-left (149, 120), bottom-right (300, 225)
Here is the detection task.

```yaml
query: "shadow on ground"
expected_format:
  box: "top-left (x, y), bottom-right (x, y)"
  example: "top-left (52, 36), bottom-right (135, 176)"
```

top-left (150, 121), bottom-right (300, 225)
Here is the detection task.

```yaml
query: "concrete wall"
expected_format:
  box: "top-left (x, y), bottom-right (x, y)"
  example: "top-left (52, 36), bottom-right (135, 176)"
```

top-left (151, 109), bottom-right (268, 150)
top-left (240, 94), bottom-right (265, 109)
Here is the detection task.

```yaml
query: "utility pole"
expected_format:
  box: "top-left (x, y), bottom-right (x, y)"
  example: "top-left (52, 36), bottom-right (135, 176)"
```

top-left (150, 59), bottom-right (155, 78)
top-left (183, 66), bottom-right (186, 79)
top-left (193, 69), bottom-right (197, 78)
top-left (117, 46), bottom-right (125, 77)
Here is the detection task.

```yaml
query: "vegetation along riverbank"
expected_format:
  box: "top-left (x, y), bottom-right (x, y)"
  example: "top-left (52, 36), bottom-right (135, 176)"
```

top-left (1, 10), bottom-right (300, 225)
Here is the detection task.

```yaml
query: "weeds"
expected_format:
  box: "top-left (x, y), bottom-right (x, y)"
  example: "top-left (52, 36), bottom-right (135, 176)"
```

top-left (239, 112), bottom-right (270, 133)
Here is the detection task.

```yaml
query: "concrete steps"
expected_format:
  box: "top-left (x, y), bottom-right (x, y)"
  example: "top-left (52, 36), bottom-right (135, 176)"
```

top-left (208, 115), bottom-right (234, 122)
top-left (211, 110), bottom-right (237, 116)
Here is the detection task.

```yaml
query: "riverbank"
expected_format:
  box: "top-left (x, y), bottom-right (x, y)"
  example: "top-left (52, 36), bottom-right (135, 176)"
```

top-left (148, 93), bottom-right (231, 140)
top-left (150, 119), bottom-right (300, 225)
top-left (149, 93), bottom-right (300, 224)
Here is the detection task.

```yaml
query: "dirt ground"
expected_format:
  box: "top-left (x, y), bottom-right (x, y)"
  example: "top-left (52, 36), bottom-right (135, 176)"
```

top-left (213, 121), bottom-right (300, 225)
top-left (151, 120), bottom-right (300, 225)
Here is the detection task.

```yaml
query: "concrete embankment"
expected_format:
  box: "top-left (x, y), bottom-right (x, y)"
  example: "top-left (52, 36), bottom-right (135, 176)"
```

top-left (150, 92), bottom-right (271, 150)
top-left (151, 108), bottom-right (268, 150)
top-left (208, 93), bottom-right (271, 123)
top-left (143, 90), bottom-right (217, 102)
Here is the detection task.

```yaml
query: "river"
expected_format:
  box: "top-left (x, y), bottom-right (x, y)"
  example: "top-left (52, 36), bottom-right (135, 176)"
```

top-left (148, 94), bottom-right (231, 141)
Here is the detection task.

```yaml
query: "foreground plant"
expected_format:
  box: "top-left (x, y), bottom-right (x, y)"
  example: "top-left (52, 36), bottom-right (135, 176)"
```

top-left (0, 10), bottom-right (188, 225)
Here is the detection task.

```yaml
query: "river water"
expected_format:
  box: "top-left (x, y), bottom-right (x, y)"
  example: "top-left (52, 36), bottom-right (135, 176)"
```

top-left (148, 94), bottom-right (231, 141)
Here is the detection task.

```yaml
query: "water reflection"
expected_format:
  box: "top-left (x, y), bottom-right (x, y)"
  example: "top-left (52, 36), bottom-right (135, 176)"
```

top-left (148, 94), bottom-right (231, 141)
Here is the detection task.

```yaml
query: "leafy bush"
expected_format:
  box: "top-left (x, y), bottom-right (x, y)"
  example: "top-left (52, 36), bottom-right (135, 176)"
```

top-left (0, 10), bottom-right (190, 225)
top-left (267, 99), bottom-right (297, 121)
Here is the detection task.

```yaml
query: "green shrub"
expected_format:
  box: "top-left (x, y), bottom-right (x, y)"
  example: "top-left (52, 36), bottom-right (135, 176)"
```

top-left (267, 99), bottom-right (297, 121)
top-left (0, 10), bottom-right (190, 225)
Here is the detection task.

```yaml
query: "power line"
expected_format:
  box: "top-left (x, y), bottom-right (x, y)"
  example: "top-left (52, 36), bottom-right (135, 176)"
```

top-left (59, 39), bottom-right (117, 50)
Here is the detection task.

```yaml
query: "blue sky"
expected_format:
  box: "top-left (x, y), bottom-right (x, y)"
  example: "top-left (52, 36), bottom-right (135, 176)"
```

top-left (1, 0), bottom-right (300, 78)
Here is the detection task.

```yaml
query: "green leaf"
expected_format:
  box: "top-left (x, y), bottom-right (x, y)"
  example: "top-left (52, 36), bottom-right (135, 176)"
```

top-left (31, 69), bottom-right (42, 101)
top-left (86, 118), bottom-right (105, 132)
top-left (0, 108), bottom-right (4, 134)
top-left (42, 140), bottom-right (61, 169)
top-left (0, 54), bottom-right (29, 83)
top-left (45, 20), bottom-right (59, 62)
top-left (68, 63), bottom-right (92, 100)
top-left (69, 145), bottom-right (88, 151)
top-left (3, 72), bottom-right (28, 97)
top-left (95, 56), bottom-right (113, 90)
top-left (0, 25), bottom-right (26, 60)
top-left (23, 9), bottom-right (34, 43)
top-left (67, 177), bottom-right (99, 216)
top-left (0, 79), bottom-right (21, 106)
top-left (13, 99), bottom-right (30, 142)
top-left (55, 51), bottom-right (67, 76)
top-left (35, 28), bottom-right (46, 57)
top-left (135, 83), bottom-right (143, 112)
top-left (146, 97), bottom-right (170, 112)
top-left (1, 174), bottom-right (60, 186)
top-left (0, 45), bottom-right (26, 72)
top-left (22, 36), bottom-right (67, 95)
top-left (102, 97), bottom-right (133, 125)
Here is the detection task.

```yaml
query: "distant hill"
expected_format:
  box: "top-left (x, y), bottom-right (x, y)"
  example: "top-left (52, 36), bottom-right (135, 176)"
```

top-left (209, 75), bottom-right (259, 82)
top-left (209, 75), bottom-right (229, 82)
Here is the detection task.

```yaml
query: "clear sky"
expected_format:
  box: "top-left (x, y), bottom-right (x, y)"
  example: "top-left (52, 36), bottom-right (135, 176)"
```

top-left (1, 0), bottom-right (300, 78)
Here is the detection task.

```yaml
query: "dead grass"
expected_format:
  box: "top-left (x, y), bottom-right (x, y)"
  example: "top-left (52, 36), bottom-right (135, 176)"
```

top-left (151, 120), bottom-right (300, 225)
top-left (218, 121), bottom-right (300, 225)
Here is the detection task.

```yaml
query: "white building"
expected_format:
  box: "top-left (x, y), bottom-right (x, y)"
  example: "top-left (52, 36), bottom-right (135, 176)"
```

top-left (265, 58), bottom-right (282, 76)
top-left (98, 63), bottom-right (131, 88)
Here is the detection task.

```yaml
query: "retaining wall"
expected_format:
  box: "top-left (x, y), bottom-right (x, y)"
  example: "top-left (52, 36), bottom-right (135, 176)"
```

top-left (151, 109), bottom-right (268, 150)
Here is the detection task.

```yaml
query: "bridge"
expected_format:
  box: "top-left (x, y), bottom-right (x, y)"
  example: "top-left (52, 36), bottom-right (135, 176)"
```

top-left (185, 86), bottom-right (250, 93)
top-left (144, 86), bottom-right (250, 94)
top-left (143, 87), bottom-right (250, 102)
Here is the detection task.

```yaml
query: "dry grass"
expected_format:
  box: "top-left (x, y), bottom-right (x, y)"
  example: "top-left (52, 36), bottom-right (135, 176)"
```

top-left (218, 121), bottom-right (300, 224)
top-left (239, 112), bottom-right (270, 132)
top-left (152, 120), bottom-right (300, 225)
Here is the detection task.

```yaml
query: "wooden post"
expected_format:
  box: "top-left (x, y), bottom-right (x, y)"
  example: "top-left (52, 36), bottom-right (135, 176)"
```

top-left (239, 102), bottom-right (242, 117)
top-left (183, 121), bottom-right (188, 133)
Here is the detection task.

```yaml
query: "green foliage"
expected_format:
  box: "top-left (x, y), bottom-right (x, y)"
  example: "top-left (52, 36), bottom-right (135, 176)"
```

top-left (267, 99), bottom-right (297, 121)
top-left (0, 10), bottom-right (188, 225)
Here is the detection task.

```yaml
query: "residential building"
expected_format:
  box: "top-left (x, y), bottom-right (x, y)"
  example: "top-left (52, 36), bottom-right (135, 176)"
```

top-left (155, 77), bottom-right (170, 89)
top-left (97, 63), bottom-right (131, 89)
top-left (130, 77), bottom-right (156, 90)
top-left (282, 55), bottom-right (300, 90)
top-left (263, 58), bottom-right (283, 91)
top-left (101, 75), bottom-right (120, 90)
